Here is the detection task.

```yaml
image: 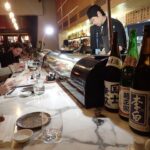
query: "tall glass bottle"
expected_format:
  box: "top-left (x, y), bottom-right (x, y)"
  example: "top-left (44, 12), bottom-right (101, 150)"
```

top-left (104, 32), bottom-right (122, 112)
top-left (129, 25), bottom-right (150, 135)
top-left (119, 29), bottom-right (139, 120)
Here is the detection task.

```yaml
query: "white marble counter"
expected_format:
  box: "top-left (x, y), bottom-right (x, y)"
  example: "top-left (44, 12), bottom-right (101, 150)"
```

top-left (0, 71), bottom-right (149, 150)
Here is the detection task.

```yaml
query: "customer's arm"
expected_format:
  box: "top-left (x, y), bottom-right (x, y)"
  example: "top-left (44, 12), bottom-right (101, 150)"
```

top-left (0, 63), bottom-right (24, 77)
top-left (0, 67), bottom-right (12, 77)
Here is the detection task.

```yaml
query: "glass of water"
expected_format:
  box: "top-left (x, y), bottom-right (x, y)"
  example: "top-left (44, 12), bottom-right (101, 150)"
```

top-left (33, 79), bottom-right (45, 95)
top-left (42, 111), bottom-right (63, 143)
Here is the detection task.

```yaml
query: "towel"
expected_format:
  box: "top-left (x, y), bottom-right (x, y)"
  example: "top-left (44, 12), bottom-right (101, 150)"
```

top-left (0, 115), bottom-right (16, 143)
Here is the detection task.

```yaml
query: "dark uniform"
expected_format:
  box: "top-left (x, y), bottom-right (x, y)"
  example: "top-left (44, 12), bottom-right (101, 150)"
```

top-left (90, 18), bottom-right (126, 54)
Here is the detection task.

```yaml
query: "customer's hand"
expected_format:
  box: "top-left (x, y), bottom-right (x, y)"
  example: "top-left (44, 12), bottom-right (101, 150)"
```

top-left (0, 83), bottom-right (12, 95)
top-left (9, 63), bottom-right (25, 73)
top-left (5, 78), bottom-right (15, 86)
top-left (0, 78), bottom-right (15, 95)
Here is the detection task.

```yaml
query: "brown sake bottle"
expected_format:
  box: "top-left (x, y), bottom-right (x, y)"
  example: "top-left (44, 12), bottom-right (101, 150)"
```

top-left (129, 25), bottom-right (150, 136)
top-left (104, 32), bottom-right (122, 112)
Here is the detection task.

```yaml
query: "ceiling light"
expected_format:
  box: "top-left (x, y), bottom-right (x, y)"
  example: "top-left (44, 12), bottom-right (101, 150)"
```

top-left (4, 2), bottom-right (11, 11)
top-left (9, 12), bottom-right (14, 19)
top-left (45, 26), bottom-right (54, 35)
top-left (11, 17), bottom-right (16, 24)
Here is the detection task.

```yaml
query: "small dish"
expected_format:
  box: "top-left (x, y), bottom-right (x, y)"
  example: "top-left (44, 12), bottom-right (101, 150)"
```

top-left (20, 91), bottom-right (32, 97)
top-left (13, 129), bottom-right (33, 143)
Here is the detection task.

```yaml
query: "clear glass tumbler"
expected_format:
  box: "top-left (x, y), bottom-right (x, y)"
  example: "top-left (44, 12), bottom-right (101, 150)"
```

top-left (33, 79), bottom-right (45, 95)
top-left (42, 111), bottom-right (63, 143)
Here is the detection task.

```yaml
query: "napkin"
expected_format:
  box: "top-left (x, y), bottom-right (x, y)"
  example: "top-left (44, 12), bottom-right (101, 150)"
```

top-left (0, 115), bottom-right (16, 143)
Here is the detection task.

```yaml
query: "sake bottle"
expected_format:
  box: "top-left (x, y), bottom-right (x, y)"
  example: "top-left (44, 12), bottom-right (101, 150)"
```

top-left (104, 32), bottom-right (122, 112)
top-left (129, 25), bottom-right (150, 135)
top-left (119, 29), bottom-right (139, 120)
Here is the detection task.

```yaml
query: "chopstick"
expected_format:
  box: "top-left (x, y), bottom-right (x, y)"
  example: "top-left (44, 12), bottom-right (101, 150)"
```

top-left (6, 88), bottom-right (16, 95)
top-left (6, 84), bottom-right (33, 95)
top-left (12, 84), bottom-right (34, 89)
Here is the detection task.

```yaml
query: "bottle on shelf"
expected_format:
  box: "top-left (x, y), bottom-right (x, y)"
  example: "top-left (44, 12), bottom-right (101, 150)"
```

top-left (119, 29), bottom-right (139, 120)
top-left (129, 25), bottom-right (150, 136)
top-left (104, 32), bottom-right (122, 112)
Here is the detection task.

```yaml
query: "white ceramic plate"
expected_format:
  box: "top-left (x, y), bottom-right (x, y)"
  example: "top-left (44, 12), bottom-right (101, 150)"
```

top-left (13, 129), bottom-right (33, 143)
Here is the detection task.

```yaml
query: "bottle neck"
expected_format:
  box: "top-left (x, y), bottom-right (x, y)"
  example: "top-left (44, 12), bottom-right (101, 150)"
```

top-left (110, 32), bottom-right (120, 58)
top-left (137, 30), bottom-right (150, 67)
top-left (137, 54), bottom-right (150, 67)
top-left (140, 36), bottom-right (150, 55)
top-left (124, 30), bottom-right (138, 67)
top-left (127, 34), bottom-right (138, 59)
top-left (106, 32), bottom-right (122, 69)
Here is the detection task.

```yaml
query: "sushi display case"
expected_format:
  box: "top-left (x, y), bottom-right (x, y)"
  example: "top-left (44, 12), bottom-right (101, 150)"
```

top-left (44, 51), bottom-right (108, 108)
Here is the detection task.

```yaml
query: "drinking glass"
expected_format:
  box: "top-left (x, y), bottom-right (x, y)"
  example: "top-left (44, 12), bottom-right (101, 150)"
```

top-left (33, 79), bottom-right (45, 95)
top-left (33, 70), bottom-right (41, 80)
top-left (42, 111), bottom-right (63, 143)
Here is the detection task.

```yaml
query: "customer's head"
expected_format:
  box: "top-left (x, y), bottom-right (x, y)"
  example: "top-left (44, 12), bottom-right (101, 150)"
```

top-left (82, 39), bottom-right (89, 46)
top-left (87, 4), bottom-right (106, 26)
top-left (12, 42), bottom-right (23, 57)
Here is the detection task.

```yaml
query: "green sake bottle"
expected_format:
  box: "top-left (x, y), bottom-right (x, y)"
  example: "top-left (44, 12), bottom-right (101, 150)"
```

top-left (119, 29), bottom-right (139, 120)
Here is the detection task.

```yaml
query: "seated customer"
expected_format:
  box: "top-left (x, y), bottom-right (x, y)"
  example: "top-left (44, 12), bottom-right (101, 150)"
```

top-left (0, 42), bottom-right (23, 67)
top-left (79, 39), bottom-right (92, 54)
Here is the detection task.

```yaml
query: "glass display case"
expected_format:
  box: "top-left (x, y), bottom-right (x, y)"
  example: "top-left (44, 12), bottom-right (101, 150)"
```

top-left (43, 50), bottom-right (109, 108)
top-left (44, 51), bottom-right (86, 78)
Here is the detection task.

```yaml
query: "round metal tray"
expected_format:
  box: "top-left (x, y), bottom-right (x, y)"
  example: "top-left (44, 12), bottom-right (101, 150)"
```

top-left (16, 112), bottom-right (50, 129)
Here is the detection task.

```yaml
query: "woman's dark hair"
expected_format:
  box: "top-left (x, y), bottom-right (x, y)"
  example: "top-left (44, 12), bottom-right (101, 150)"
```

top-left (63, 39), bottom-right (69, 47)
top-left (87, 4), bottom-right (106, 19)
top-left (13, 42), bottom-right (24, 49)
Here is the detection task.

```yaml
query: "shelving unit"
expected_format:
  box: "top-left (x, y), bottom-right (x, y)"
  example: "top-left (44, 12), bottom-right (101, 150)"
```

top-left (68, 36), bottom-right (90, 41)
top-left (68, 36), bottom-right (90, 48)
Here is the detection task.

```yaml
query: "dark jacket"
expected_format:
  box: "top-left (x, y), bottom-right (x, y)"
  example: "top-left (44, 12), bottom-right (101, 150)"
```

top-left (90, 18), bottom-right (127, 54)
top-left (100, 18), bottom-right (127, 53)
top-left (0, 51), bottom-right (19, 67)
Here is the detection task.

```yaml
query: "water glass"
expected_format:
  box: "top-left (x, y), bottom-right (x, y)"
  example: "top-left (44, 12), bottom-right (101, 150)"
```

top-left (42, 111), bottom-right (63, 143)
top-left (33, 70), bottom-right (41, 80)
top-left (95, 48), bottom-right (101, 55)
top-left (33, 79), bottom-right (45, 95)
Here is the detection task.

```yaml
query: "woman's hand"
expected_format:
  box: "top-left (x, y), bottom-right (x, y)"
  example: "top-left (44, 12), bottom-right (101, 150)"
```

top-left (0, 79), bottom-right (14, 95)
top-left (0, 84), bottom-right (12, 95)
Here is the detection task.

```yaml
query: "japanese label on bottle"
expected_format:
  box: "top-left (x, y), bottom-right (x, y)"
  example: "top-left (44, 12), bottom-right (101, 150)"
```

top-left (104, 81), bottom-right (119, 109)
top-left (106, 56), bottom-right (122, 69)
top-left (129, 88), bottom-right (150, 132)
top-left (119, 86), bottom-right (130, 118)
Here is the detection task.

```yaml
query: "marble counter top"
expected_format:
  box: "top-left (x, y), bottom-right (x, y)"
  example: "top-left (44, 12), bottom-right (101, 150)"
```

top-left (0, 80), bottom-right (148, 150)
